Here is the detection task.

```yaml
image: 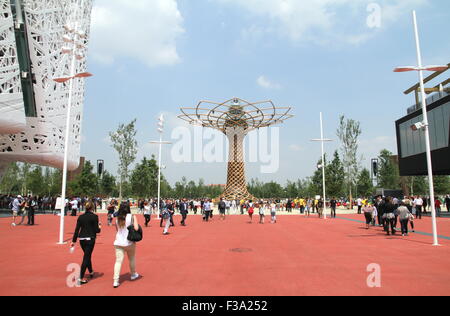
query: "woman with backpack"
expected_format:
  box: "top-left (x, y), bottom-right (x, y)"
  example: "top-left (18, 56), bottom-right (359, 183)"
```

top-left (113, 202), bottom-right (140, 288)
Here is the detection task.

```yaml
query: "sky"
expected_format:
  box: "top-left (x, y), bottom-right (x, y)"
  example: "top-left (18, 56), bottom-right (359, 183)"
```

top-left (81, 0), bottom-right (450, 186)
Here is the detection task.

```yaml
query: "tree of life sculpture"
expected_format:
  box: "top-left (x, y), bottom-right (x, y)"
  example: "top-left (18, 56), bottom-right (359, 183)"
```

top-left (179, 98), bottom-right (293, 201)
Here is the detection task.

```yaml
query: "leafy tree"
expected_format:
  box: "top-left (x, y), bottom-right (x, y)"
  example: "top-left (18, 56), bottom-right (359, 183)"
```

top-left (100, 171), bottom-right (116, 197)
top-left (130, 156), bottom-right (159, 198)
top-left (377, 149), bottom-right (400, 189)
top-left (28, 166), bottom-right (44, 196)
top-left (357, 168), bottom-right (374, 197)
top-left (337, 116), bottom-right (362, 208)
top-left (69, 161), bottom-right (98, 197)
top-left (110, 119), bottom-right (138, 199)
top-left (326, 151), bottom-right (345, 198)
top-left (405, 176), bottom-right (427, 196)
top-left (285, 180), bottom-right (298, 198)
top-left (434, 176), bottom-right (450, 195)
top-left (0, 162), bottom-right (21, 194)
top-left (48, 169), bottom-right (62, 196)
top-left (310, 156), bottom-right (327, 196)
top-left (20, 162), bottom-right (31, 195)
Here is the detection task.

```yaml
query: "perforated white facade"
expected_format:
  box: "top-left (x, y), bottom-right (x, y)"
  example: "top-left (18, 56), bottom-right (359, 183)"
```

top-left (0, 0), bottom-right (93, 171)
top-left (0, 0), bottom-right (26, 134)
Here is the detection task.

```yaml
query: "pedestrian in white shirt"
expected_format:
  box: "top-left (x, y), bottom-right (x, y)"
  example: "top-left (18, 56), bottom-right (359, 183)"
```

top-left (113, 203), bottom-right (140, 288)
top-left (414, 197), bottom-right (423, 219)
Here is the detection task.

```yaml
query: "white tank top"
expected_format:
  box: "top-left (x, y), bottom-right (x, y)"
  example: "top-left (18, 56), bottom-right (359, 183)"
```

top-left (114, 214), bottom-right (133, 247)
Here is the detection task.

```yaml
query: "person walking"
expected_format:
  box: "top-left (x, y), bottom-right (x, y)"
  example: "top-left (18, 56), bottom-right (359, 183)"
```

top-left (70, 201), bottom-right (102, 285)
top-left (330, 198), bottom-right (337, 218)
top-left (383, 197), bottom-right (397, 236)
top-left (107, 200), bottom-right (117, 226)
top-left (218, 198), bottom-right (226, 221)
top-left (70, 197), bottom-right (78, 217)
top-left (143, 202), bottom-right (151, 227)
top-left (113, 203), bottom-right (140, 288)
top-left (317, 199), bottom-right (324, 219)
top-left (225, 200), bottom-right (231, 215)
top-left (435, 197), bottom-right (442, 218)
top-left (270, 202), bottom-right (277, 224)
top-left (375, 196), bottom-right (385, 228)
top-left (161, 205), bottom-right (172, 235)
top-left (363, 203), bottom-right (375, 230)
top-left (445, 195), bottom-right (450, 212)
top-left (398, 200), bottom-right (414, 237)
top-left (305, 198), bottom-right (312, 217)
top-left (258, 201), bottom-right (265, 224)
top-left (180, 199), bottom-right (189, 226)
top-left (26, 196), bottom-right (37, 226)
top-left (11, 195), bottom-right (23, 227)
top-left (357, 197), bottom-right (363, 214)
top-left (203, 199), bottom-right (212, 222)
top-left (248, 201), bottom-right (254, 223)
top-left (414, 196), bottom-right (423, 219)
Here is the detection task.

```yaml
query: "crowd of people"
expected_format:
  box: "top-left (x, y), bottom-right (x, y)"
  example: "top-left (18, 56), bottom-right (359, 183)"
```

top-left (2, 194), bottom-right (106, 226)
top-left (361, 195), bottom-right (450, 236)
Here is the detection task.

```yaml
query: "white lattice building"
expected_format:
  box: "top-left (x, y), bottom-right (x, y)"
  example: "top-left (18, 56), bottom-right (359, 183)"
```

top-left (0, 0), bottom-right (93, 176)
top-left (0, 0), bottom-right (26, 135)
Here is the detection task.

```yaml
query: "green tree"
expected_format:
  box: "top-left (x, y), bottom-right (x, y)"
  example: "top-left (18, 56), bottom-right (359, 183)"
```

top-left (406, 176), bottom-right (427, 196)
top-left (49, 169), bottom-right (62, 196)
top-left (310, 156), bottom-right (326, 196)
top-left (434, 176), bottom-right (450, 195)
top-left (337, 115), bottom-right (362, 208)
top-left (377, 149), bottom-right (400, 189)
top-left (0, 162), bottom-right (21, 194)
top-left (28, 166), bottom-right (44, 196)
top-left (110, 119), bottom-right (138, 199)
top-left (285, 180), bottom-right (298, 198)
top-left (357, 168), bottom-right (374, 197)
top-left (69, 161), bottom-right (98, 197)
top-left (100, 171), bottom-right (116, 197)
top-left (130, 156), bottom-right (159, 198)
top-left (20, 162), bottom-right (31, 195)
top-left (326, 151), bottom-right (345, 198)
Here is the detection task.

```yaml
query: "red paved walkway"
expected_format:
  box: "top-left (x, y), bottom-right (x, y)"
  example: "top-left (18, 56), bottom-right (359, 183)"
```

top-left (0, 213), bottom-right (449, 296)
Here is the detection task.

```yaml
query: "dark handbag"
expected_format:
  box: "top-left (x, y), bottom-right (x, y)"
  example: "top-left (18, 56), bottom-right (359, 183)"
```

top-left (127, 215), bottom-right (143, 242)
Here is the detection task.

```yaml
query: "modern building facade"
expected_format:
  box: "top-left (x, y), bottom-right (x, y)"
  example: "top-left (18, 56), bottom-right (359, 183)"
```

top-left (396, 66), bottom-right (450, 176)
top-left (0, 0), bottom-right (93, 175)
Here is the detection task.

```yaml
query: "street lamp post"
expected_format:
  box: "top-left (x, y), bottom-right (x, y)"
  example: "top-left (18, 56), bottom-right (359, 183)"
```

top-left (394, 10), bottom-right (448, 246)
top-left (311, 112), bottom-right (333, 220)
top-left (53, 1), bottom-right (92, 245)
top-left (149, 115), bottom-right (172, 220)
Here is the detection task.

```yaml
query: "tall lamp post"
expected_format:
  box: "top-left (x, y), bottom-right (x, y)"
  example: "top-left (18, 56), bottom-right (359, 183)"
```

top-left (149, 115), bottom-right (172, 220)
top-left (311, 112), bottom-right (333, 220)
top-left (394, 10), bottom-right (448, 246)
top-left (53, 4), bottom-right (93, 245)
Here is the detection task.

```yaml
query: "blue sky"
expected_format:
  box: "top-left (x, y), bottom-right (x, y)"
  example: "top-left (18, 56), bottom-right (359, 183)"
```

top-left (81, 0), bottom-right (450, 185)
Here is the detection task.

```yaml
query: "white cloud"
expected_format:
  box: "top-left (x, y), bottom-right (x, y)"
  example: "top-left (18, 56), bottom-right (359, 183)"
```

top-left (89, 0), bottom-right (185, 68)
top-left (257, 75), bottom-right (281, 90)
top-left (217, 0), bottom-right (428, 45)
top-left (289, 144), bottom-right (303, 152)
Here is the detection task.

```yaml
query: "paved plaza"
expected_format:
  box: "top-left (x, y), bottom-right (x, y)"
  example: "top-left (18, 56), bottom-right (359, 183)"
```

top-left (1, 213), bottom-right (449, 296)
